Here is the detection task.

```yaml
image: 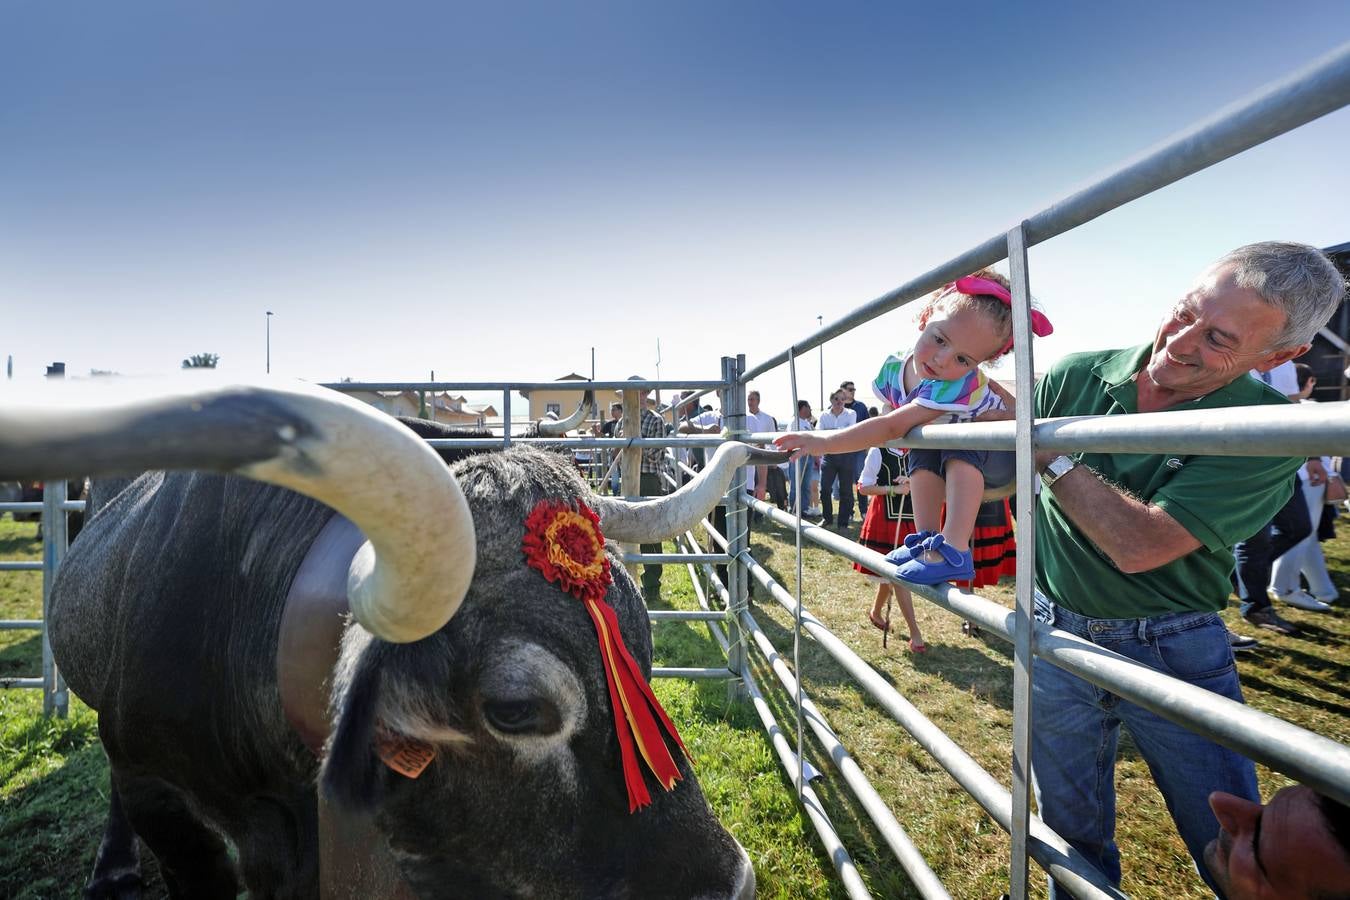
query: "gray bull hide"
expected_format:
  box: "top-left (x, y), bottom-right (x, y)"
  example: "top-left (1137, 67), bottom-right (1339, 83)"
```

top-left (0, 381), bottom-right (778, 900)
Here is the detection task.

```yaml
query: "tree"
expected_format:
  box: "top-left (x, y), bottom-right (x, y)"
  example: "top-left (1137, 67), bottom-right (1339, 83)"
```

top-left (182, 353), bottom-right (220, 369)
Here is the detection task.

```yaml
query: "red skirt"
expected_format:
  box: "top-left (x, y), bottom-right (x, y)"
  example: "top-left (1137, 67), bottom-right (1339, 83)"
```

top-left (853, 497), bottom-right (1015, 589)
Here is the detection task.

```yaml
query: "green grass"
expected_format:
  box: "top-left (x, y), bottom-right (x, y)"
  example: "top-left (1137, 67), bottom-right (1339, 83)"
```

top-left (3, 512), bottom-right (1348, 898)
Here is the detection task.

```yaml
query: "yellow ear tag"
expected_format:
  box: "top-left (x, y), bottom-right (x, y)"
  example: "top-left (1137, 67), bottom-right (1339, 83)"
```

top-left (377, 734), bottom-right (436, 779)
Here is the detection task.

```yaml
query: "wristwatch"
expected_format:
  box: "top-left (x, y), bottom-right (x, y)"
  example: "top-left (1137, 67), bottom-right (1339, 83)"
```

top-left (1040, 455), bottom-right (1079, 488)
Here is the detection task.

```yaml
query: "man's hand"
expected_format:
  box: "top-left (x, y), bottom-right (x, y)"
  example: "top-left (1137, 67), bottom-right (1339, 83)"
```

top-left (1307, 458), bottom-right (1328, 486)
top-left (986, 380), bottom-right (1016, 409)
top-left (1035, 449), bottom-right (1060, 470)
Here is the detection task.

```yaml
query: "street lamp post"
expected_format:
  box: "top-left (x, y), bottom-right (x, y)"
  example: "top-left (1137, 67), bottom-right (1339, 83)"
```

top-left (266, 311), bottom-right (274, 374)
top-left (817, 315), bottom-right (824, 411)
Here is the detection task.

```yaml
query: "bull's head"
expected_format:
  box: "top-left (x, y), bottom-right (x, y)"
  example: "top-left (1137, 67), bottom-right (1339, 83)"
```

top-left (531, 390), bottom-right (595, 437)
top-left (0, 379), bottom-right (765, 899)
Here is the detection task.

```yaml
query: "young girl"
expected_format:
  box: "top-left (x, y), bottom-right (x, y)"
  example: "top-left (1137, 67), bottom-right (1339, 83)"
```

top-left (775, 271), bottom-right (1051, 585)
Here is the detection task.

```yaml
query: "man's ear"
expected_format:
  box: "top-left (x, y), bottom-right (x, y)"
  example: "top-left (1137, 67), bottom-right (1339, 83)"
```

top-left (1252, 343), bottom-right (1310, 373)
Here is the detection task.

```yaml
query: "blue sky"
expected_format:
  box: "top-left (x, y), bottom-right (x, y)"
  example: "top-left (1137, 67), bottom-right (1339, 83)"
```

top-left (3, 2), bottom-right (1347, 418)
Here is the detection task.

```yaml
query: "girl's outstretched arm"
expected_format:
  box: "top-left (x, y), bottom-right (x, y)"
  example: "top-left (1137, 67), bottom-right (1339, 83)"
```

top-left (773, 403), bottom-right (942, 459)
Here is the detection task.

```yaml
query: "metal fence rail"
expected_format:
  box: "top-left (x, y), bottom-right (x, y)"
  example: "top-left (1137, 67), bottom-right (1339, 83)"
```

top-left (731, 38), bottom-right (1350, 900)
top-left (1, 490), bottom-right (78, 716)
top-left (740, 41), bottom-right (1350, 386)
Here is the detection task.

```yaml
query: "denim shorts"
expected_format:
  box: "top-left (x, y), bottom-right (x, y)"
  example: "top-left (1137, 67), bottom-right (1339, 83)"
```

top-left (907, 448), bottom-right (1014, 489)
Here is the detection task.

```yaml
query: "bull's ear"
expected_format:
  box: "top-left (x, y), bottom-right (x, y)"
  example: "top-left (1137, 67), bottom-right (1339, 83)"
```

top-left (321, 664), bottom-right (385, 810)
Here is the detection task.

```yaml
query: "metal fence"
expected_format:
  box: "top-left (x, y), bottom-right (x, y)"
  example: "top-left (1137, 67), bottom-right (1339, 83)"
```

top-left (724, 39), bottom-right (1350, 900)
top-left (8, 39), bottom-right (1349, 900)
top-left (1, 487), bottom-right (75, 717)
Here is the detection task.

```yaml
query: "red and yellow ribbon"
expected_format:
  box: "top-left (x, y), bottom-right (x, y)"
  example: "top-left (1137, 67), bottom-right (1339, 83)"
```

top-left (522, 499), bottom-right (688, 812)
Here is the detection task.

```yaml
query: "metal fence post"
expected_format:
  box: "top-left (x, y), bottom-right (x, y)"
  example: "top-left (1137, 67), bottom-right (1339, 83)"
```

top-left (620, 384), bottom-right (643, 579)
top-left (41, 480), bottom-right (70, 719)
top-left (1007, 225), bottom-right (1038, 899)
top-left (723, 356), bottom-right (749, 701)
top-left (502, 389), bottom-right (512, 448)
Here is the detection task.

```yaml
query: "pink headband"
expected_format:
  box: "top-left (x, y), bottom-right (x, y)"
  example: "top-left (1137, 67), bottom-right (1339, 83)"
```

top-left (949, 275), bottom-right (1054, 354)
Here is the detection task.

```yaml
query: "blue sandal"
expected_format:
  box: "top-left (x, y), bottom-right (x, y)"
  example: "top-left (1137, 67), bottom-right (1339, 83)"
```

top-left (884, 531), bottom-right (936, 566)
top-left (896, 535), bottom-right (974, 585)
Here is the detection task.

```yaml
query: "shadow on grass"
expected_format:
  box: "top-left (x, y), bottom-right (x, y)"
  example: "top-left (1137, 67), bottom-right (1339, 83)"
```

top-left (0, 529), bottom-right (40, 558)
top-left (745, 592), bottom-right (1023, 721)
top-left (0, 633), bottom-right (42, 677)
top-left (1283, 620), bottom-right (1348, 649)
top-left (1237, 672), bottom-right (1350, 720)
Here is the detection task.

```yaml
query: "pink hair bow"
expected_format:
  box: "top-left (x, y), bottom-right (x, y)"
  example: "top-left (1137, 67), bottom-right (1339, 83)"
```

top-left (952, 275), bottom-right (1053, 353)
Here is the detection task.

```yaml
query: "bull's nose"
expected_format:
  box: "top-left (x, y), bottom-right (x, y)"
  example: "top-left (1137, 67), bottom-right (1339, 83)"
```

top-left (691, 841), bottom-right (755, 900)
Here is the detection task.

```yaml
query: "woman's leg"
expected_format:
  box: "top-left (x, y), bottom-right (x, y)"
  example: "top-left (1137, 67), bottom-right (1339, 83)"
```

top-left (893, 583), bottom-right (925, 651)
top-left (1298, 480), bottom-right (1337, 599)
top-left (1271, 477), bottom-right (1321, 596)
top-left (870, 582), bottom-right (891, 622)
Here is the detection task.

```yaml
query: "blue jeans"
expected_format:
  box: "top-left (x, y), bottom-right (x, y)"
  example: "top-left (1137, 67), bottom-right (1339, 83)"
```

top-left (1030, 603), bottom-right (1257, 898)
top-left (820, 454), bottom-right (854, 526)
top-left (788, 458), bottom-right (810, 511)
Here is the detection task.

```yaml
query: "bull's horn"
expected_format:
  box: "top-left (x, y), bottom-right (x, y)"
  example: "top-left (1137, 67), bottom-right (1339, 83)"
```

top-left (592, 442), bottom-right (789, 544)
top-left (0, 378), bottom-right (475, 644)
top-left (534, 390), bottom-right (595, 437)
top-left (982, 481), bottom-right (1015, 503)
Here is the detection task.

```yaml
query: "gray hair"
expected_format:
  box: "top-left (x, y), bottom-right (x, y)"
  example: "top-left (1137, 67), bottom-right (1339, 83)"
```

top-left (1213, 241), bottom-right (1345, 349)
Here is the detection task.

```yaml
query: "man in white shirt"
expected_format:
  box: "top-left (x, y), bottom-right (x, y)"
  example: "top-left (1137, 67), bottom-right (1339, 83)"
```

top-left (675, 392), bottom-right (722, 481)
top-left (744, 390), bottom-right (777, 502)
top-left (817, 390), bottom-right (858, 528)
top-left (1252, 359), bottom-right (1300, 399)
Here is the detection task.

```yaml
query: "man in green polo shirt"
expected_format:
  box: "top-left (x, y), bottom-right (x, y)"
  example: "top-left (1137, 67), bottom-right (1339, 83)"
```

top-left (1030, 241), bottom-right (1344, 899)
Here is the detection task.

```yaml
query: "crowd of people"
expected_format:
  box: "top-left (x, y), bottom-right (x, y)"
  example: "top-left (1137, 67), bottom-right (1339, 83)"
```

top-left (589, 241), bottom-right (1349, 898)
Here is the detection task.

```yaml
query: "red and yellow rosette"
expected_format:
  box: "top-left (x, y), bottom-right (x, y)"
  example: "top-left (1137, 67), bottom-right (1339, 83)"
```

top-left (523, 499), bottom-right (688, 812)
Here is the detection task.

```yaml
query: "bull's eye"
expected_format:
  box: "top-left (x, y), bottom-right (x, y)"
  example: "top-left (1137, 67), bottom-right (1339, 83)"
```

top-left (482, 698), bottom-right (561, 736)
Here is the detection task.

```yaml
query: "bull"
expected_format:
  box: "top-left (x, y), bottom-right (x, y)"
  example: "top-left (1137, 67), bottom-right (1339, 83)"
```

top-left (0, 380), bottom-right (773, 899)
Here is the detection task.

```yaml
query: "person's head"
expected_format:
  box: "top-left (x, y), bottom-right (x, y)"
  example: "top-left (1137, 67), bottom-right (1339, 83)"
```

top-left (1295, 363), bottom-right (1318, 400)
top-left (829, 390), bottom-right (846, 412)
top-left (840, 381), bottom-right (856, 402)
top-left (609, 402), bottom-right (623, 420)
top-left (914, 270), bottom-right (1024, 382)
top-left (1147, 243), bottom-right (1344, 400)
top-left (624, 374), bottom-right (652, 405)
top-left (747, 390), bottom-right (760, 413)
top-left (1205, 786), bottom-right (1350, 899)
top-left (869, 406), bottom-right (880, 418)
top-left (797, 399), bottom-right (812, 419)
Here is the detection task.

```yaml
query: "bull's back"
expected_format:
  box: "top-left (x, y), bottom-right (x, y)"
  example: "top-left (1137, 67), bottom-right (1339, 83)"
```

top-left (50, 472), bottom-right (333, 726)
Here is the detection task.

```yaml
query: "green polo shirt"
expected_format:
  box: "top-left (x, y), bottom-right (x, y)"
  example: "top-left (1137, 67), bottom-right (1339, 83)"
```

top-left (1034, 345), bottom-right (1302, 619)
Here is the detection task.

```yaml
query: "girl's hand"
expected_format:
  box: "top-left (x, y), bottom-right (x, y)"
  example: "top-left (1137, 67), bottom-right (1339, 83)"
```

top-left (774, 432), bottom-right (823, 461)
top-left (974, 408), bottom-right (1015, 422)
top-left (894, 477), bottom-right (911, 495)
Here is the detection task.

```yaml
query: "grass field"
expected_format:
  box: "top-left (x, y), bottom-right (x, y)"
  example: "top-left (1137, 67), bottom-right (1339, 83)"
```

top-left (2, 510), bottom-right (1347, 899)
